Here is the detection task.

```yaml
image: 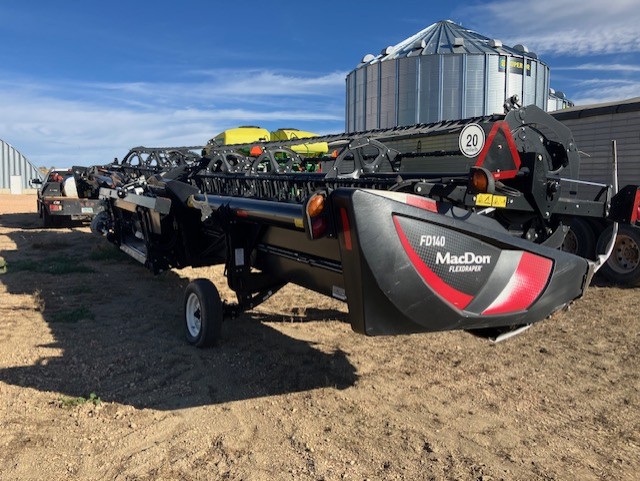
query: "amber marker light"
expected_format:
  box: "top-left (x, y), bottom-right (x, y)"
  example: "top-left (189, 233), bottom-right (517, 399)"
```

top-left (470, 166), bottom-right (495, 194)
top-left (306, 194), bottom-right (325, 218)
top-left (304, 193), bottom-right (329, 240)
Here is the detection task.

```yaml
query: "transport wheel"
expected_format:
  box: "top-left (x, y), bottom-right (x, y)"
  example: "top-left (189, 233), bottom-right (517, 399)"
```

top-left (90, 211), bottom-right (110, 236)
top-left (561, 218), bottom-right (596, 259)
top-left (597, 225), bottom-right (640, 286)
top-left (184, 279), bottom-right (223, 347)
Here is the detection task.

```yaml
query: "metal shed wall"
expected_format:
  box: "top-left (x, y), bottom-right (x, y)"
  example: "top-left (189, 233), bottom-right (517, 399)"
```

top-left (551, 99), bottom-right (640, 193)
top-left (1, 139), bottom-right (43, 192)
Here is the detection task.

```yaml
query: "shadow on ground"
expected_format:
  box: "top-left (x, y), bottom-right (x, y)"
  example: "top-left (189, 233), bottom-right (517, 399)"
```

top-left (0, 213), bottom-right (357, 410)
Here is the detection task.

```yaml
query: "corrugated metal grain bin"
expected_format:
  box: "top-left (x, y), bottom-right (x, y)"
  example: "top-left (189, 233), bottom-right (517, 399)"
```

top-left (346, 20), bottom-right (550, 131)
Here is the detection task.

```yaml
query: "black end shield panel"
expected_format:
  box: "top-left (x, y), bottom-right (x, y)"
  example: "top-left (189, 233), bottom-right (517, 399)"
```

top-left (332, 189), bottom-right (590, 335)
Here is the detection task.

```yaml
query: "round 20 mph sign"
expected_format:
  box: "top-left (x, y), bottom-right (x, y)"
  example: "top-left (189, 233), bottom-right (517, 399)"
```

top-left (458, 123), bottom-right (486, 158)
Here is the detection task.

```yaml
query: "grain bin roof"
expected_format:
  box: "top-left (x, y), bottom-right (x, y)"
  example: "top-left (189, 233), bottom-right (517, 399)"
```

top-left (359, 20), bottom-right (541, 66)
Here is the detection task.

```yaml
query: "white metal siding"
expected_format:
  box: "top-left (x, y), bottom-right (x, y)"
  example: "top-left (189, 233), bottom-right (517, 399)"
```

top-left (538, 69), bottom-right (548, 111)
top-left (487, 55), bottom-right (506, 115)
top-left (442, 55), bottom-right (462, 121)
top-left (365, 64), bottom-right (379, 130)
top-left (507, 57), bottom-right (523, 103)
top-left (397, 57), bottom-right (418, 126)
top-left (355, 68), bottom-right (366, 131)
top-left (418, 56), bottom-right (440, 123)
top-left (560, 111), bottom-right (640, 188)
top-left (465, 55), bottom-right (485, 118)
top-left (1, 139), bottom-right (43, 190)
top-left (379, 61), bottom-right (397, 129)
top-left (346, 72), bottom-right (355, 132)
top-left (523, 59), bottom-right (536, 106)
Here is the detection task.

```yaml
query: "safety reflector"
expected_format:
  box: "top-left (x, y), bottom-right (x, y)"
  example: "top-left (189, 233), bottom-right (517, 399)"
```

top-left (340, 207), bottom-right (352, 251)
top-left (405, 195), bottom-right (438, 212)
top-left (482, 252), bottom-right (552, 315)
top-left (370, 191), bottom-right (437, 213)
top-left (632, 189), bottom-right (640, 223)
top-left (475, 121), bottom-right (521, 181)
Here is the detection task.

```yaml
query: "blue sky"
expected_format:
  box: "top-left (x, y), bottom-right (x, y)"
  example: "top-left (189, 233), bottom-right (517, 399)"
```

top-left (1, 0), bottom-right (638, 168)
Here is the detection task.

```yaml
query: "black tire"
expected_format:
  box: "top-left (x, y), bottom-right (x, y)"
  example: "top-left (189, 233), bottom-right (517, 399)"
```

top-left (90, 211), bottom-right (110, 236)
top-left (596, 225), bottom-right (640, 286)
top-left (561, 218), bottom-right (596, 259)
top-left (183, 279), bottom-right (223, 347)
top-left (42, 208), bottom-right (53, 228)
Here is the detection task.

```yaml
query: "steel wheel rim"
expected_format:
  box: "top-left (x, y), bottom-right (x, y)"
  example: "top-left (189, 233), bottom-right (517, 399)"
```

top-left (608, 234), bottom-right (640, 274)
top-left (186, 293), bottom-right (202, 337)
top-left (562, 229), bottom-right (578, 254)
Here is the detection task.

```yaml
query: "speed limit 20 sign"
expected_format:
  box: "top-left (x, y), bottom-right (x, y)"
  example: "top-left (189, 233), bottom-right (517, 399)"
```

top-left (458, 123), bottom-right (486, 158)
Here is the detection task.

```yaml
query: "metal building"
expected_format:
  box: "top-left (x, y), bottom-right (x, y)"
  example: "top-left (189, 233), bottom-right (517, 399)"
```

top-left (551, 97), bottom-right (640, 188)
top-left (346, 20), bottom-right (550, 131)
top-left (1, 139), bottom-right (43, 194)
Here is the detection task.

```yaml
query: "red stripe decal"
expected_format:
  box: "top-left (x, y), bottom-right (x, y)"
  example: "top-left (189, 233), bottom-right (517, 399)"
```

top-left (340, 207), bottom-right (352, 251)
top-left (405, 195), bottom-right (438, 212)
top-left (631, 189), bottom-right (640, 223)
top-left (482, 251), bottom-right (552, 315)
top-left (393, 217), bottom-right (473, 310)
top-left (475, 121), bottom-right (521, 181)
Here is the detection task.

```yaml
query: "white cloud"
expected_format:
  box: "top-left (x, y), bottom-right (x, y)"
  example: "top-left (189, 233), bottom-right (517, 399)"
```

top-left (567, 81), bottom-right (640, 105)
top-left (68, 70), bottom-right (347, 108)
top-left (459, 0), bottom-right (640, 56)
top-left (554, 63), bottom-right (640, 72)
top-left (0, 69), bottom-right (346, 168)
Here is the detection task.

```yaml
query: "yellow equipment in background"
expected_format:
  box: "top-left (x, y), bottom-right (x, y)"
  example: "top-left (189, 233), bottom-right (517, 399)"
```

top-left (270, 128), bottom-right (328, 156)
top-left (212, 126), bottom-right (270, 145)
top-left (211, 126), bottom-right (328, 157)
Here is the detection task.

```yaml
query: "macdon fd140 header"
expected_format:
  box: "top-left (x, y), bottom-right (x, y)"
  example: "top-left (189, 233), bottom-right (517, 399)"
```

top-left (93, 101), bottom-right (640, 346)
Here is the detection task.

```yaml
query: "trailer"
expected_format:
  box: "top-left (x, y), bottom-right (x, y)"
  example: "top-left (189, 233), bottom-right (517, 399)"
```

top-left (551, 97), bottom-right (640, 286)
top-left (95, 103), bottom-right (640, 346)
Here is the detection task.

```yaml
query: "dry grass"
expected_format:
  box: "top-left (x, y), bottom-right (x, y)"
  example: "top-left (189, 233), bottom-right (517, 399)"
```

top-left (0, 204), bottom-right (638, 481)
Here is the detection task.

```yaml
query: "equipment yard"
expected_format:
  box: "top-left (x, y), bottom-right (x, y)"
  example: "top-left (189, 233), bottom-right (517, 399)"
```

top-left (0, 194), bottom-right (638, 480)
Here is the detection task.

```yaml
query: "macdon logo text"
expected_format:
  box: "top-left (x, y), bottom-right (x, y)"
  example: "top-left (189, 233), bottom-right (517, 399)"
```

top-left (436, 251), bottom-right (492, 273)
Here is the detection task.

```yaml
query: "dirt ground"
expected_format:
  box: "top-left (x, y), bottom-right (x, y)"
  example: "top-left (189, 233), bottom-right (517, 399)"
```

top-left (0, 194), bottom-right (638, 480)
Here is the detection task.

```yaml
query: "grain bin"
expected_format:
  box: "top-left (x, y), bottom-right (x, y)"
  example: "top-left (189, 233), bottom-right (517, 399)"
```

top-left (346, 20), bottom-right (550, 131)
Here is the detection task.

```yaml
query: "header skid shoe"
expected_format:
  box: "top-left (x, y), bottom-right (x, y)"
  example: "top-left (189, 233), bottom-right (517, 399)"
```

top-left (333, 189), bottom-right (591, 335)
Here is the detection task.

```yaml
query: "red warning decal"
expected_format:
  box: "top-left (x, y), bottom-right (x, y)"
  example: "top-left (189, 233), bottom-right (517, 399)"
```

top-left (475, 121), bottom-right (521, 181)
